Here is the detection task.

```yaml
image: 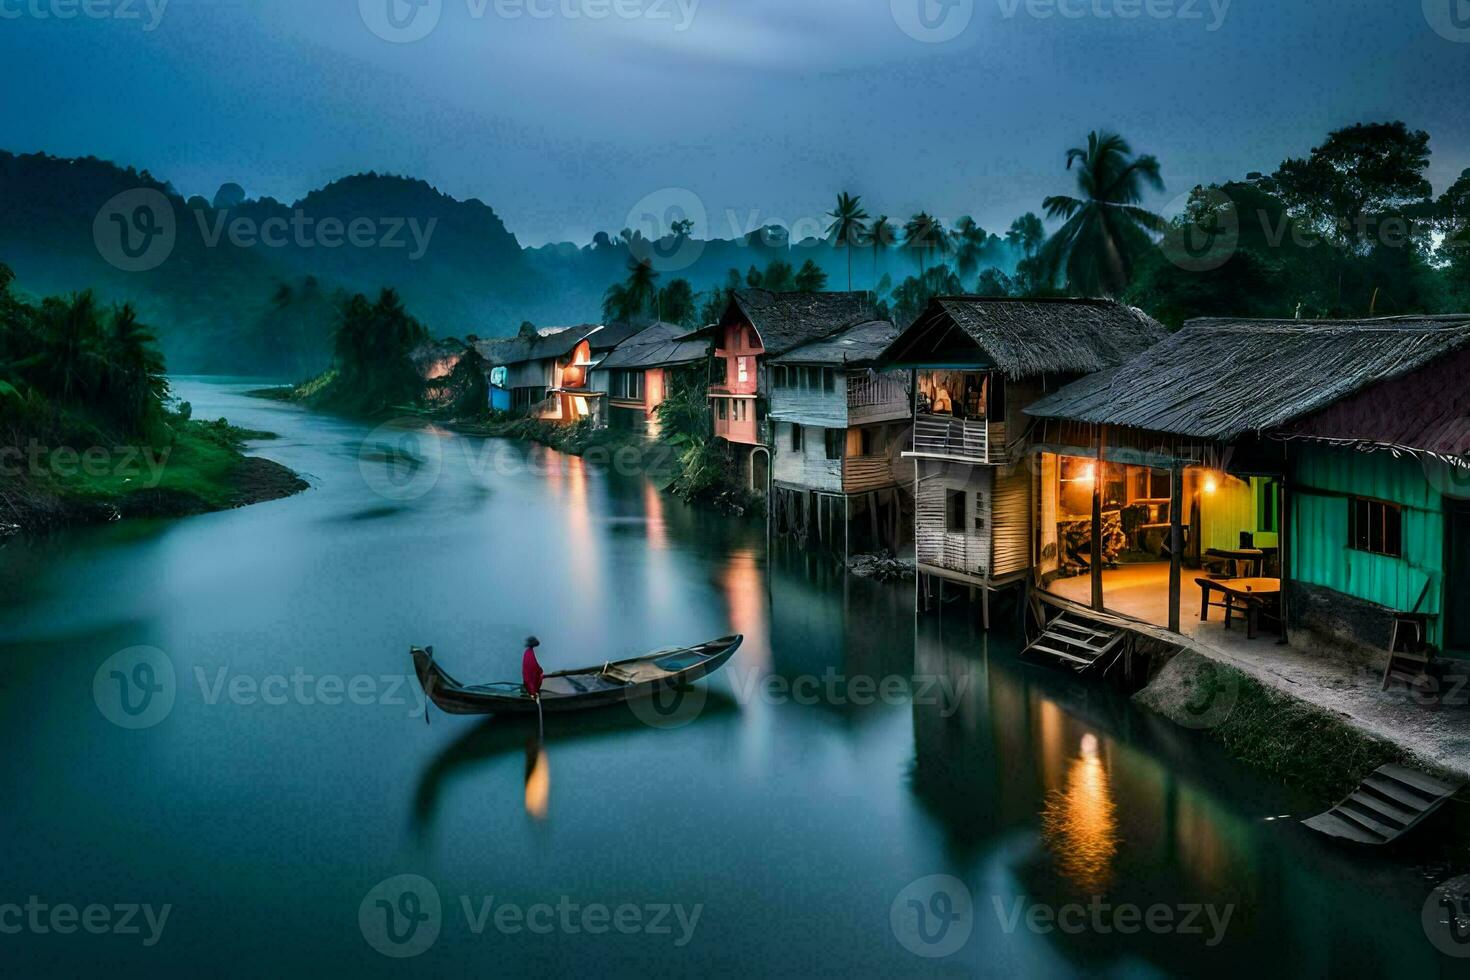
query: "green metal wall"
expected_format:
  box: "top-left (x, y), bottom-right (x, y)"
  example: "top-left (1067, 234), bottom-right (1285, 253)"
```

top-left (1291, 445), bottom-right (1444, 646)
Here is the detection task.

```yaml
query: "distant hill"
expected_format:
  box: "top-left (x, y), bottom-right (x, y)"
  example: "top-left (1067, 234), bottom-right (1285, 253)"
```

top-left (0, 149), bottom-right (1020, 376)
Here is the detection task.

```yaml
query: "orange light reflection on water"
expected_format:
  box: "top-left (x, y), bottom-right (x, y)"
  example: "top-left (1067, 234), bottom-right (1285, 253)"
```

top-left (1040, 732), bottom-right (1120, 893)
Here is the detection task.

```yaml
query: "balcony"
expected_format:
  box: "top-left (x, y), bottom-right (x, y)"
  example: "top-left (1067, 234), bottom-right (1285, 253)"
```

top-left (907, 413), bottom-right (991, 464)
top-left (847, 373), bottom-right (909, 423)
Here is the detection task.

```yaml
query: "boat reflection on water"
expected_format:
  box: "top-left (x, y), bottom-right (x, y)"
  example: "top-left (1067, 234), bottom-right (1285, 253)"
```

top-left (1040, 732), bottom-right (1119, 893)
top-left (524, 737), bottom-right (550, 822)
top-left (410, 693), bottom-right (740, 840)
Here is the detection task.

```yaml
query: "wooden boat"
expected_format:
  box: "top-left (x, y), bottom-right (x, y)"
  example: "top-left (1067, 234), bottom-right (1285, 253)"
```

top-left (410, 635), bottom-right (742, 716)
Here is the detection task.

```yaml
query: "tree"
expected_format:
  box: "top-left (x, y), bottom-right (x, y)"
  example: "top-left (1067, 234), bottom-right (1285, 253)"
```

top-left (518, 320), bottom-right (539, 339)
top-left (795, 259), bottom-right (828, 293)
top-left (974, 268), bottom-right (1015, 298)
top-left (902, 212), bottom-right (949, 276)
top-left (601, 257), bottom-right (660, 324)
top-left (758, 259), bottom-right (797, 292)
top-left (1269, 122), bottom-right (1433, 254)
top-left (329, 288), bottom-right (429, 413)
top-left (824, 192), bottom-right (871, 291)
top-left (1039, 131), bottom-right (1166, 297)
top-left (1006, 213), bottom-right (1045, 258)
top-left (889, 265), bottom-right (962, 326)
top-left (950, 216), bottom-right (991, 280)
top-left (1437, 168), bottom-right (1470, 307)
top-left (870, 214), bottom-right (893, 289)
top-left (656, 278), bottom-right (697, 327)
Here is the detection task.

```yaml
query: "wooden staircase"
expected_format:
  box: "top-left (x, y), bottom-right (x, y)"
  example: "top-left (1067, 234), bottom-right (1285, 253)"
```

top-left (1303, 764), bottom-right (1463, 845)
top-left (1022, 612), bottom-right (1127, 673)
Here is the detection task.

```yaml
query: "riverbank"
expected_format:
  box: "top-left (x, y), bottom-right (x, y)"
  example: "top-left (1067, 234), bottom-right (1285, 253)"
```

top-left (0, 417), bottom-right (308, 538)
top-left (1135, 636), bottom-right (1470, 799)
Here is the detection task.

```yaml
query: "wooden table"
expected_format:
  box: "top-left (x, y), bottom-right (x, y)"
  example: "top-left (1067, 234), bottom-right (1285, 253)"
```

top-left (1197, 576), bottom-right (1282, 639)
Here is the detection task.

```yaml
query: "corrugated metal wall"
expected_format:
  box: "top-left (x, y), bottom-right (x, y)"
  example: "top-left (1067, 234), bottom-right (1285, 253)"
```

top-left (1291, 445), bottom-right (1444, 645)
top-left (991, 463), bottom-right (1033, 578)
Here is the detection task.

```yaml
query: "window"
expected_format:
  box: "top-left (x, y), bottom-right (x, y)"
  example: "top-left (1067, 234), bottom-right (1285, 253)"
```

top-left (737, 357), bottom-right (749, 384)
top-left (611, 370), bottom-right (643, 401)
top-left (824, 429), bottom-right (843, 460)
top-left (946, 489), bottom-right (966, 533)
top-left (859, 427), bottom-right (876, 457)
top-left (716, 399), bottom-right (727, 421)
top-left (822, 369), bottom-right (835, 393)
top-left (773, 366), bottom-right (786, 388)
top-left (1258, 478), bottom-right (1280, 533)
top-left (790, 425), bottom-right (804, 452)
top-left (730, 400), bottom-right (747, 422)
top-left (1349, 497), bottom-right (1402, 557)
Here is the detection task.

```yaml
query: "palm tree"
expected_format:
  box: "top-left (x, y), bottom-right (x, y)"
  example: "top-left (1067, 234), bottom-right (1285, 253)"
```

top-left (869, 215), bottom-right (892, 290)
top-left (950, 216), bottom-right (990, 281)
top-left (1038, 131), bottom-right (1166, 297)
top-left (824, 192), bottom-right (871, 291)
top-left (902, 212), bottom-right (950, 276)
top-left (1006, 213), bottom-right (1045, 258)
top-left (601, 257), bottom-right (661, 323)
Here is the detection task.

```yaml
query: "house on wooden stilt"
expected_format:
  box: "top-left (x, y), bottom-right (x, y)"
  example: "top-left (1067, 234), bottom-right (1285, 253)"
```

top-left (1025, 314), bottom-right (1470, 670)
top-left (766, 318), bottom-right (910, 555)
top-left (878, 297), bottom-right (1168, 627)
top-left (709, 290), bottom-right (877, 496)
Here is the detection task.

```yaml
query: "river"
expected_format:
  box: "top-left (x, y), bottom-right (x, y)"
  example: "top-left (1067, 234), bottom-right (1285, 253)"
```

top-left (0, 378), bottom-right (1461, 977)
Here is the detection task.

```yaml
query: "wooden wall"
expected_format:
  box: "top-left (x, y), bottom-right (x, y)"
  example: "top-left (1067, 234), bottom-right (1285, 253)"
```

top-left (916, 463), bottom-right (992, 580)
top-left (773, 421), bottom-right (842, 493)
top-left (1291, 443), bottom-right (1445, 646)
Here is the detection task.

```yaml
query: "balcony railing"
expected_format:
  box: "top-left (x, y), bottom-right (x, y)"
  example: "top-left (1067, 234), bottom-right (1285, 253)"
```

top-left (847, 374), bottom-right (909, 421)
top-left (909, 414), bottom-right (989, 463)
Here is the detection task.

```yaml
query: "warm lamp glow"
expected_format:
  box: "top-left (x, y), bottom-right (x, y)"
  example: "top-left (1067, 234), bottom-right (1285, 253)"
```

top-left (1203, 475), bottom-right (1219, 494)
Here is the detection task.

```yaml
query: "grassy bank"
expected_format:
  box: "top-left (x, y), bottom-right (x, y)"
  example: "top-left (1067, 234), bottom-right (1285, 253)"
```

top-left (2, 413), bottom-right (308, 536)
top-left (1134, 649), bottom-right (1452, 800)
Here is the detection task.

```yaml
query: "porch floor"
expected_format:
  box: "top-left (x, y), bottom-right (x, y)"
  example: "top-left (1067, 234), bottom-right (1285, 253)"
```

top-left (1044, 563), bottom-right (1470, 779)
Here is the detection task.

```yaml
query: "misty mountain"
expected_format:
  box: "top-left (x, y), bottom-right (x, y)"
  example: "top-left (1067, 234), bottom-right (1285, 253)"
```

top-left (0, 149), bottom-right (1021, 376)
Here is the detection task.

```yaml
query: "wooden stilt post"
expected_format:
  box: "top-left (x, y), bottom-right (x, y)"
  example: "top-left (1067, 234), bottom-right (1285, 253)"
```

top-left (1169, 460), bottom-right (1184, 633)
top-left (1091, 425), bottom-right (1105, 611)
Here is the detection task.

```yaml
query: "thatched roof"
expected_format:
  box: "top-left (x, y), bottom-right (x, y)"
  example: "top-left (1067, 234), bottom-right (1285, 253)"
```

top-left (1026, 315), bottom-right (1470, 440)
top-left (596, 322), bottom-right (711, 370)
top-left (472, 325), bottom-right (602, 367)
top-left (728, 290), bottom-right (876, 356)
top-left (771, 319), bottom-right (900, 366)
top-left (881, 297), bottom-right (1167, 379)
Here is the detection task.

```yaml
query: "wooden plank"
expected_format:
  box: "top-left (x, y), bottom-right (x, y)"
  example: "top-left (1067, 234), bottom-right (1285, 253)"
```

top-left (1301, 812), bottom-right (1386, 845)
top-left (1380, 764), bottom-right (1460, 798)
top-left (1303, 764), bottom-right (1463, 845)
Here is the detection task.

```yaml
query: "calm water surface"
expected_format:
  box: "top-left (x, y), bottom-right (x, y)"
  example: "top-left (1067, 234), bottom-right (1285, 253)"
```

top-left (0, 378), bottom-right (1463, 977)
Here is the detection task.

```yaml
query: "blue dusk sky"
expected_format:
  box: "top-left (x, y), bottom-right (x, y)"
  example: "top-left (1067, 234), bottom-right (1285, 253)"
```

top-left (2, 0), bottom-right (1467, 245)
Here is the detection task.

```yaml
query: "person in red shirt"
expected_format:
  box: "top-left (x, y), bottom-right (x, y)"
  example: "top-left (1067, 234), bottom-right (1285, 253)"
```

top-left (522, 636), bottom-right (544, 698)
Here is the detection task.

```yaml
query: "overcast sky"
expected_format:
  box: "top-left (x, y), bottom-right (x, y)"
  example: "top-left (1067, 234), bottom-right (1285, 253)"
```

top-left (3, 0), bottom-right (1468, 246)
